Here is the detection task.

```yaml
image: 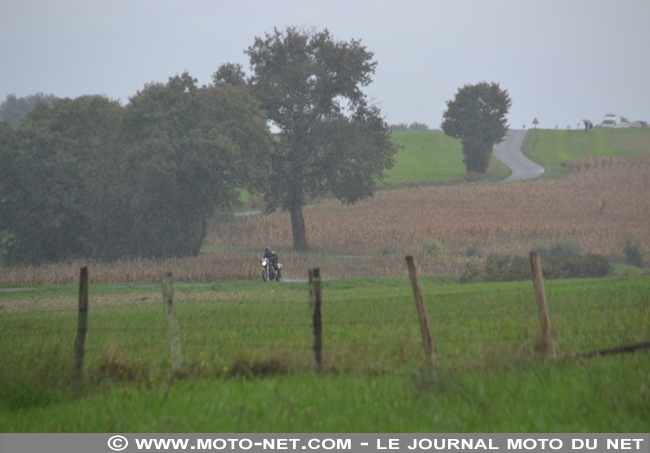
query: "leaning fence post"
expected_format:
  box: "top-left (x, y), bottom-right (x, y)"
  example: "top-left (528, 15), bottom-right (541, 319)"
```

top-left (162, 272), bottom-right (183, 377)
top-left (530, 252), bottom-right (555, 358)
top-left (309, 268), bottom-right (323, 371)
top-left (405, 256), bottom-right (436, 366)
top-left (72, 266), bottom-right (89, 385)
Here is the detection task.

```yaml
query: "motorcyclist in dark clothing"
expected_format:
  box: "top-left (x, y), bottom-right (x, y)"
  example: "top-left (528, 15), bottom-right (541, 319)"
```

top-left (263, 246), bottom-right (279, 272)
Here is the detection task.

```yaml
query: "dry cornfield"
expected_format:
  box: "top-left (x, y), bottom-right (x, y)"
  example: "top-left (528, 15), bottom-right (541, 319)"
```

top-left (206, 154), bottom-right (650, 278)
top-left (0, 249), bottom-right (465, 285)
top-left (2, 155), bottom-right (648, 285)
top-left (0, 253), bottom-right (263, 286)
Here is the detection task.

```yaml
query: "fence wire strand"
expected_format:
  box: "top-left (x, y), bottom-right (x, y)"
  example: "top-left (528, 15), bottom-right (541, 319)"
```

top-left (2, 279), bottom-right (649, 375)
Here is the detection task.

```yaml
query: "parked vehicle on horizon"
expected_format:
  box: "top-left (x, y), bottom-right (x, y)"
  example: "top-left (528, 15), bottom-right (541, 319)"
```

top-left (598, 115), bottom-right (630, 128)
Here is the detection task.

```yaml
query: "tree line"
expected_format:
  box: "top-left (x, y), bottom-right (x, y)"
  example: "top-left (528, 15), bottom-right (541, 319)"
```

top-left (0, 93), bottom-right (55, 128)
top-left (1, 26), bottom-right (511, 265)
top-left (1, 27), bottom-right (398, 264)
top-left (0, 74), bottom-right (272, 265)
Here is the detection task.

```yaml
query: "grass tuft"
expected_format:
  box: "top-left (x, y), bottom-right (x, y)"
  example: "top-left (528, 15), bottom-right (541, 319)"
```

top-left (225, 356), bottom-right (293, 379)
top-left (94, 345), bottom-right (150, 382)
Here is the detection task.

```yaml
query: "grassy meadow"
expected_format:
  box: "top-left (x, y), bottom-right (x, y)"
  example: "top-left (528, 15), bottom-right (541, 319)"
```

top-left (385, 130), bottom-right (511, 185)
top-left (1, 275), bottom-right (649, 432)
top-left (385, 131), bottom-right (465, 183)
top-left (521, 127), bottom-right (650, 178)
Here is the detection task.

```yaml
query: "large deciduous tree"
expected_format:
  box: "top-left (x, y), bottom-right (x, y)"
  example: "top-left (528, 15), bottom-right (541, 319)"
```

top-left (441, 82), bottom-right (512, 174)
top-left (122, 73), bottom-right (272, 259)
top-left (233, 26), bottom-right (396, 251)
top-left (1, 95), bottom-right (124, 264)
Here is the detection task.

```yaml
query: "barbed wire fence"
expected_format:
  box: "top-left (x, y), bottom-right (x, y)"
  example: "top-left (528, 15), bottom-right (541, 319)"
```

top-left (1, 254), bottom-right (649, 387)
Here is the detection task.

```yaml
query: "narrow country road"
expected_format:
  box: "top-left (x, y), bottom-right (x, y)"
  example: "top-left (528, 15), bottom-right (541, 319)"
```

top-left (493, 129), bottom-right (545, 182)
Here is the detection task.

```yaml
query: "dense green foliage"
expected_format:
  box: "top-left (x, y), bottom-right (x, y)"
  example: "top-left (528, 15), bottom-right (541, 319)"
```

top-left (623, 237), bottom-right (645, 268)
top-left (237, 27), bottom-right (397, 250)
top-left (0, 74), bottom-right (272, 265)
top-left (441, 82), bottom-right (511, 174)
top-left (532, 239), bottom-right (582, 259)
top-left (1, 95), bottom-right (125, 263)
top-left (1, 275), bottom-right (649, 431)
top-left (120, 74), bottom-right (272, 258)
top-left (0, 93), bottom-right (55, 128)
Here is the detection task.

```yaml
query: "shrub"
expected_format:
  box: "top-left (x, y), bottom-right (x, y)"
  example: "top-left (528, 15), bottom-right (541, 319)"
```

top-left (532, 239), bottom-right (581, 259)
top-left (459, 262), bottom-right (485, 283)
top-left (484, 255), bottom-right (531, 282)
top-left (226, 356), bottom-right (290, 379)
top-left (623, 237), bottom-right (645, 268)
top-left (378, 245), bottom-right (397, 256)
top-left (542, 254), bottom-right (612, 279)
top-left (407, 122), bottom-right (430, 131)
top-left (94, 345), bottom-right (149, 382)
top-left (462, 253), bottom-right (612, 283)
top-left (389, 123), bottom-right (409, 132)
top-left (422, 239), bottom-right (445, 256)
top-left (464, 242), bottom-right (484, 258)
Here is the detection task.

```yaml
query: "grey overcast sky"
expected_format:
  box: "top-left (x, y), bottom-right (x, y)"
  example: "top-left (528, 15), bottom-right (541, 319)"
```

top-left (1, 0), bottom-right (648, 130)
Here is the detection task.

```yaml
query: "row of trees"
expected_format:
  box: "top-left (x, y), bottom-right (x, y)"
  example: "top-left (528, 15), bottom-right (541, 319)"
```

top-left (1, 27), bottom-right (398, 264)
top-left (0, 75), bottom-right (272, 265)
top-left (389, 122), bottom-right (430, 131)
top-left (1, 26), bottom-right (511, 265)
top-left (0, 93), bottom-right (55, 128)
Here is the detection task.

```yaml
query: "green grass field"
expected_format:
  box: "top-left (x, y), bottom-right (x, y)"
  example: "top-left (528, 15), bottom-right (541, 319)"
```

top-left (238, 128), bottom-right (650, 204)
top-left (521, 128), bottom-right (650, 178)
top-left (384, 131), bottom-right (512, 185)
top-left (1, 275), bottom-right (649, 432)
top-left (385, 131), bottom-right (466, 183)
top-left (386, 128), bottom-right (650, 184)
top-left (236, 131), bottom-right (470, 210)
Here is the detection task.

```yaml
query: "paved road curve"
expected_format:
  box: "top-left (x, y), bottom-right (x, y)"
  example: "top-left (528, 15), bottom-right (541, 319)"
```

top-left (493, 129), bottom-right (545, 183)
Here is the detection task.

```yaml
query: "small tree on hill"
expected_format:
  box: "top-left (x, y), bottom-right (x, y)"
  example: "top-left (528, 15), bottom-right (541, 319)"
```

top-left (441, 82), bottom-right (512, 174)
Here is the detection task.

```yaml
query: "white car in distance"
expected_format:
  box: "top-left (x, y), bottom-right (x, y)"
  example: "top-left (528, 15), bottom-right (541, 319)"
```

top-left (598, 115), bottom-right (630, 128)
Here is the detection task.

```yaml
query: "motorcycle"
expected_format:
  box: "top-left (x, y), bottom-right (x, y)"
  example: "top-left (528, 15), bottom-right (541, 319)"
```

top-left (258, 255), bottom-right (283, 282)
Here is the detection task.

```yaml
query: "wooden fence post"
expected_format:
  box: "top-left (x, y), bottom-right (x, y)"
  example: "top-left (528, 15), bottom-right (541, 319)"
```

top-left (405, 256), bottom-right (436, 366)
top-left (162, 272), bottom-right (183, 377)
top-left (530, 252), bottom-right (555, 358)
top-left (309, 268), bottom-right (323, 371)
top-left (72, 266), bottom-right (89, 385)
